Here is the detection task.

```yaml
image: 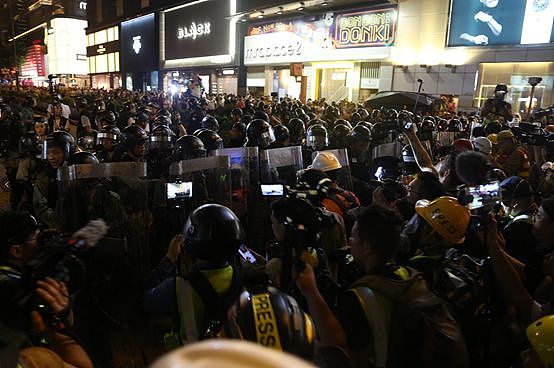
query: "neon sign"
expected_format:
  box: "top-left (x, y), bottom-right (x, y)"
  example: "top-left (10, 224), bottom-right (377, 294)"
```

top-left (334, 8), bottom-right (396, 47)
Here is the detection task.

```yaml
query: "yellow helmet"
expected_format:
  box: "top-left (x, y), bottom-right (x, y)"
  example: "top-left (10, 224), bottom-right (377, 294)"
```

top-left (487, 134), bottom-right (498, 145)
top-left (415, 196), bottom-right (470, 244)
top-left (527, 315), bottom-right (554, 367)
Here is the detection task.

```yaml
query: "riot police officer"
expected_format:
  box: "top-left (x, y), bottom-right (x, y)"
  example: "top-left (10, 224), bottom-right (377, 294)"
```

top-left (245, 119), bottom-right (275, 149)
top-left (114, 125), bottom-right (148, 162)
top-left (270, 125), bottom-right (290, 149)
top-left (33, 131), bottom-right (75, 228)
top-left (348, 125), bottom-right (372, 182)
top-left (96, 126), bottom-right (121, 163)
top-left (197, 129), bottom-right (223, 152)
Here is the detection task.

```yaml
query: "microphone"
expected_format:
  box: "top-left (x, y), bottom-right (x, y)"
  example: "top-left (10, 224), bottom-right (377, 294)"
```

top-left (417, 79), bottom-right (423, 83)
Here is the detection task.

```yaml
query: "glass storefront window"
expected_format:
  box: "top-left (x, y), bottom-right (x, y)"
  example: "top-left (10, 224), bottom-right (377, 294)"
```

top-left (95, 54), bottom-right (108, 73)
top-left (476, 62), bottom-right (554, 112)
top-left (95, 30), bottom-right (107, 45)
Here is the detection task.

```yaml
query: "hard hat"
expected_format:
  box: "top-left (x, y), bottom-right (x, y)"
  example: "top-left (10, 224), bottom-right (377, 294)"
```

top-left (487, 133), bottom-right (498, 145)
top-left (415, 196), bottom-right (470, 244)
top-left (526, 315), bottom-right (554, 367)
top-left (151, 340), bottom-right (315, 368)
top-left (452, 139), bottom-right (474, 152)
top-left (309, 151), bottom-right (342, 172)
top-left (472, 136), bottom-right (493, 155)
top-left (497, 130), bottom-right (516, 143)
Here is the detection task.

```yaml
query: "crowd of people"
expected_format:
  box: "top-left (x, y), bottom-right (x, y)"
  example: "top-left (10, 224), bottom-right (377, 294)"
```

top-left (0, 83), bottom-right (553, 368)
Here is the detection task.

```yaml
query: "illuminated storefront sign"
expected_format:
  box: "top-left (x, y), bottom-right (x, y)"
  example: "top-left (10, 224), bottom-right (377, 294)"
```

top-left (161, 0), bottom-right (237, 67)
top-left (177, 22), bottom-right (211, 40)
top-left (244, 6), bottom-right (396, 65)
top-left (121, 13), bottom-right (157, 72)
top-left (334, 8), bottom-right (396, 48)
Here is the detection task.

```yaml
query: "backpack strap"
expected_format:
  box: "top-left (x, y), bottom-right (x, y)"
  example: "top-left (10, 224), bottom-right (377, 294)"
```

top-left (175, 276), bottom-right (201, 344)
top-left (350, 287), bottom-right (388, 368)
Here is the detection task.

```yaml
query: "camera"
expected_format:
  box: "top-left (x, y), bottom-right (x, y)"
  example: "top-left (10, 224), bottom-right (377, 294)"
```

top-left (464, 181), bottom-right (501, 210)
top-left (166, 181), bottom-right (193, 200)
top-left (512, 122), bottom-right (551, 146)
top-left (532, 106), bottom-right (553, 120)
top-left (260, 184), bottom-right (285, 197)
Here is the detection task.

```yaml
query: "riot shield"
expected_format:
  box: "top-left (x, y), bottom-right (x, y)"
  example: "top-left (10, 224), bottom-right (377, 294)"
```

top-left (437, 132), bottom-right (457, 148)
top-left (168, 155), bottom-right (232, 207)
top-left (56, 161), bottom-right (154, 365)
top-left (211, 147), bottom-right (259, 216)
top-left (211, 147), bottom-right (267, 252)
top-left (260, 146), bottom-right (303, 186)
top-left (57, 162), bottom-right (151, 297)
top-left (311, 148), bottom-right (353, 191)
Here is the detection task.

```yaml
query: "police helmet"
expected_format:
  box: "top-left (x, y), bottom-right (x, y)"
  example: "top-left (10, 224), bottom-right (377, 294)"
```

top-left (287, 118), bottom-right (305, 145)
top-left (306, 124), bottom-right (329, 149)
top-left (197, 129), bottom-right (223, 151)
top-left (350, 125), bottom-right (372, 143)
top-left (175, 135), bottom-right (206, 160)
top-left (156, 108), bottom-right (171, 118)
top-left (150, 124), bottom-right (176, 150)
top-left (183, 204), bottom-right (245, 262)
top-left (330, 124), bottom-right (352, 149)
top-left (77, 130), bottom-right (98, 151)
top-left (122, 125), bottom-right (148, 149)
top-left (246, 119), bottom-right (275, 149)
top-left (201, 115), bottom-right (219, 132)
top-left (154, 115), bottom-right (172, 127)
top-left (68, 151), bottom-right (100, 165)
top-left (95, 110), bottom-right (117, 128)
top-left (43, 131), bottom-right (75, 160)
top-left (333, 119), bottom-right (352, 129)
top-left (253, 110), bottom-right (270, 123)
top-left (273, 124), bottom-right (290, 146)
top-left (96, 126), bottom-right (121, 145)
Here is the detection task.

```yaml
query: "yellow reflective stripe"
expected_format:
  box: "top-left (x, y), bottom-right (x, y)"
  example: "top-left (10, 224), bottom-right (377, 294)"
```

top-left (251, 293), bottom-right (283, 351)
top-left (303, 312), bottom-right (314, 345)
top-left (199, 266), bottom-right (233, 294)
top-left (393, 266), bottom-right (410, 281)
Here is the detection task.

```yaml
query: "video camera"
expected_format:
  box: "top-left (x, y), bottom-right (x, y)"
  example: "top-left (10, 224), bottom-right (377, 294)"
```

top-left (6, 220), bottom-right (107, 327)
top-left (512, 122), bottom-right (553, 146)
top-left (532, 106), bottom-right (554, 120)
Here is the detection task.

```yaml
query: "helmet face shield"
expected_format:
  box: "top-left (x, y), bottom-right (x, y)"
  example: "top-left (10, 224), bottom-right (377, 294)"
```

top-left (258, 129), bottom-right (275, 148)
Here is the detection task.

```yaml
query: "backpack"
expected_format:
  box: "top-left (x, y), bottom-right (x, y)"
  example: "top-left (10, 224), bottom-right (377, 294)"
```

top-left (349, 267), bottom-right (469, 368)
top-left (322, 187), bottom-right (359, 235)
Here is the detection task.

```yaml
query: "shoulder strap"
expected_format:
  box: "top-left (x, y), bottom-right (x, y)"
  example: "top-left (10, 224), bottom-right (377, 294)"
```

top-left (350, 287), bottom-right (388, 368)
top-left (175, 276), bottom-right (200, 344)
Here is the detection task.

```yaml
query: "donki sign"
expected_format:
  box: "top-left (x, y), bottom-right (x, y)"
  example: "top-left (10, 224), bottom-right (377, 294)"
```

top-left (20, 41), bottom-right (46, 77)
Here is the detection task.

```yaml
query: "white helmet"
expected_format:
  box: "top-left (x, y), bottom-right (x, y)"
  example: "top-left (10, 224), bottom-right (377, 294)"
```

top-left (472, 136), bottom-right (492, 155)
top-left (151, 340), bottom-right (316, 368)
top-left (309, 151), bottom-right (342, 172)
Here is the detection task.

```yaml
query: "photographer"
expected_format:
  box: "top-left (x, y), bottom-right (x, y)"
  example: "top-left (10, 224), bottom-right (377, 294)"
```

top-left (0, 210), bottom-right (93, 368)
top-left (480, 84), bottom-right (514, 124)
top-left (141, 204), bottom-right (245, 348)
top-left (495, 130), bottom-right (531, 178)
top-left (485, 197), bottom-right (554, 325)
top-left (296, 205), bottom-right (468, 368)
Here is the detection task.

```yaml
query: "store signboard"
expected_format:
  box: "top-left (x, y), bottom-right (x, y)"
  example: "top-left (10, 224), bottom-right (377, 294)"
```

top-left (161, 0), bottom-right (236, 67)
top-left (121, 13), bottom-right (157, 72)
top-left (244, 6), bottom-right (396, 65)
top-left (447, 0), bottom-right (554, 46)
